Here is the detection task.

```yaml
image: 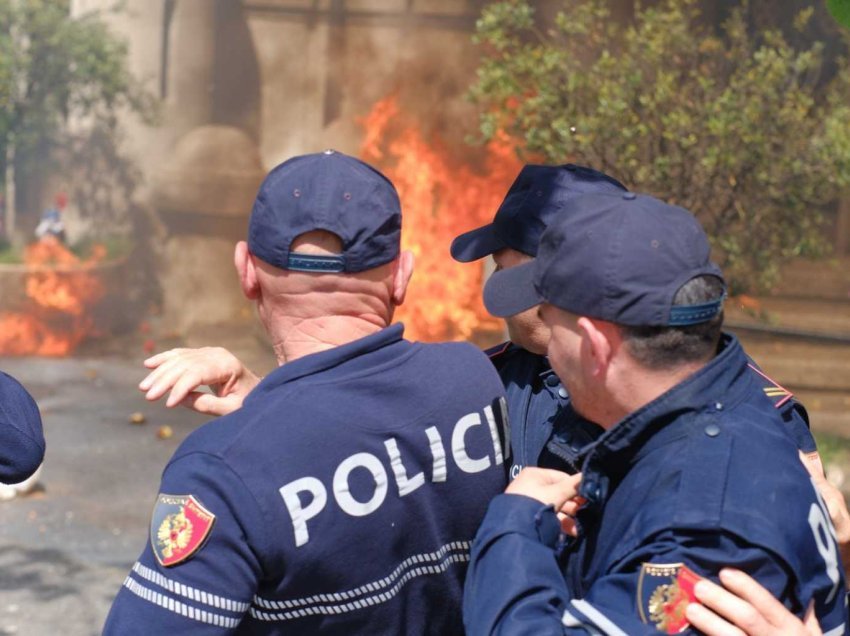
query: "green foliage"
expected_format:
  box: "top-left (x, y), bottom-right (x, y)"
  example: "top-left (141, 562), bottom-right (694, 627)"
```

top-left (472, 0), bottom-right (850, 292)
top-left (0, 0), bottom-right (156, 231)
top-left (828, 0), bottom-right (850, 30)
top-left (813, 431), bottom-right (850, 468)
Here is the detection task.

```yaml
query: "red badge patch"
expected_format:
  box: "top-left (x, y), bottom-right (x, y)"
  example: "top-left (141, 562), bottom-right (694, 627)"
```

top-left (150, 494), bottom-right (216, 567)
top-left (637, 563), bottom-right (703, 634)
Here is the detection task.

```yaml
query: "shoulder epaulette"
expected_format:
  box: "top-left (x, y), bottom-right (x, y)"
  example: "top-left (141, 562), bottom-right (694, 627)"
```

top-left (747, 362), bottom-right (795, 409)
top-left (484, 341), bottom-right (512, 359)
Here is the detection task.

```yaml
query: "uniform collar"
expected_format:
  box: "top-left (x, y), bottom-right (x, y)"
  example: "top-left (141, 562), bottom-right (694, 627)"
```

top-left (578, 333), bottom-right (750, 503)
top-left (245, 324), bottom-right (407, 404)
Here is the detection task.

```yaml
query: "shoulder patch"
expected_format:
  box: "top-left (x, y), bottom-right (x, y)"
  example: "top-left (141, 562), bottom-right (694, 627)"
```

top-left (150, 494), bottom-right (216, 567)
top-left (747, 362), bottom-right (794, 409)
top-left (637, 563), bottom-right (701, 634)
top-left (484, 341), bottom-right (511, 359)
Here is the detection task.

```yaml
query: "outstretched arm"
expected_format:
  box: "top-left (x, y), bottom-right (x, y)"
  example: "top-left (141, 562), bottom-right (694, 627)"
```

top-left (139, 347), bottom-right (261, 416)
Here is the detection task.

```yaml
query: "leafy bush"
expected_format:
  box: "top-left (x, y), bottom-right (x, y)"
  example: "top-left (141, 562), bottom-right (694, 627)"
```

top-left (472, 0), bottom-right (850, 292)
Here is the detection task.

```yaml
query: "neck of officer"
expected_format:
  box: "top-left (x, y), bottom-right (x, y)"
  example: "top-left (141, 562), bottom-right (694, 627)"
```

top-left (595, 357), bottom-right (710, 429)
top-left (258, 269), bottom-right (395, 366)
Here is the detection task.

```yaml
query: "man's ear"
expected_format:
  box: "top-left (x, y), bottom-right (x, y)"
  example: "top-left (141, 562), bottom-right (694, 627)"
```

top-left (391, 249), bottom-right (415, 306)
top-left (234, 241), bottom-right (260, 300)
top-left (577, 317), bottom-right (615, 377)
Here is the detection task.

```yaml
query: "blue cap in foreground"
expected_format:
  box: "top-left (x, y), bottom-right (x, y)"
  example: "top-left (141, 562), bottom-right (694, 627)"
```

top-left (0, 371), bottom-right (45, 484)
top-left (450, 163), bottom-right (626, 262)
top-left (248, 150), bottom-right (401, 273)
top-left (483, 191), bottom-right (725, 326)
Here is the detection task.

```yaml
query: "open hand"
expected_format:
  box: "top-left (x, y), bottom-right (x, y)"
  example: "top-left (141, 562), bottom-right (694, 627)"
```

top-left (687, 568), bottom-right (822, 636)
top-left (139, 347), bottom-right (261, 416)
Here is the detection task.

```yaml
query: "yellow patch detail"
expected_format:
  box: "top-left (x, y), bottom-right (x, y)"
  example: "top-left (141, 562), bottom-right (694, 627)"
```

top-left (157, 510), bottom-right (194, 560)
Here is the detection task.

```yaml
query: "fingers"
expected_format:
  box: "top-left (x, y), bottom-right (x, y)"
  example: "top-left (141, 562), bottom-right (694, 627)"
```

top-left (803, 600), bottom-right (823, 636)
top-left (166, 370), bottom-right (210, 407)
top-left (142, 348), bottom-right (186, 371)
top-left (686, 600), bottom-right (747, 636)
top-left (717, 569), bottom-right (780, 607)
top-left (799, 450), bottom-right (826, 484)
top-left (691, 575), bottom-right (763, 635)
top-left (798, 451), bottom-right (850, 548)
top-left (818, 480), bottom-right (850, 540)
top-left (559, 498), bottom-right (583, 517)
top-left (142, 360), bottom-right (203, 404)
top-left (506, 468), bottom-right (582, 508)
top-left (139, 347), bottom-right (241, 401)
top-left (556, 512), bottom-right (578, 537)
top-left (690, 569), bottom-right (809, 636)
top-left (139, 353), bottom-right (189, 393)
top-left (181, 392), bottom-right (244, 417)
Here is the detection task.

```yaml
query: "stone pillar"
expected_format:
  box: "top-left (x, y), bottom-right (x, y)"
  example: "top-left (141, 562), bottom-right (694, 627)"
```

top-left (151, 126), bottom-right (265, 333)
top-left (163, 0), bottom-right (216, 137)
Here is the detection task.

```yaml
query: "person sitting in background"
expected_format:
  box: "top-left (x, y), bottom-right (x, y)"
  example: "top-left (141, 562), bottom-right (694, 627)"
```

top-left (34, 192), bottom-right (67, 244)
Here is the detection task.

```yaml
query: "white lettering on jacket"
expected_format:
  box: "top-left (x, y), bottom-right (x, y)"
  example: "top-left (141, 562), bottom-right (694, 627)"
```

top-left (278, 404), bottom-right (506, 547)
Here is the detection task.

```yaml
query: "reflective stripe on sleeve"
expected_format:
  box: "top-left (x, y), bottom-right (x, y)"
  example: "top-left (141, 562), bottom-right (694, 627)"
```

top-left (561, 609), bottom-right (604, 635)
top-left (131, 562), bottom-right (250, 613)
top-left (563, 599), bottom-right (628, 636)
top-left (251, 541), bottom-right (470, 621)
top-left (122, 576), bottom-right (242, 628)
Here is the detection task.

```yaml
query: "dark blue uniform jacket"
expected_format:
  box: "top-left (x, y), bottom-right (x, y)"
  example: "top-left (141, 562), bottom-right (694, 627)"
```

top-left (0, 371), bottom-right (45, 484)
top-left (464, 334), bottom-right (847, 635)
top-left (486, 340), bottom-right (815, 478)
top-left (485, 343), bottom-right (594, 479)
top-left (105, 325), bottom-right (509, 635)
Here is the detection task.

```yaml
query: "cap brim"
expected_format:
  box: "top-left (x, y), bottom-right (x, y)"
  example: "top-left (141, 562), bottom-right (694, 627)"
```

top-left (483, 261), bottom-right (543, 317)
top-left (450, 224), bottom-right (507, 262)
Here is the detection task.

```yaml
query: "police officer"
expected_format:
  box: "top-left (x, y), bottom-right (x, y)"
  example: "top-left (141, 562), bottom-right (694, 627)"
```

top-left (104, 151), bottom-right (509, 634)
top-left (449, 164), bottom-right (627, 479)
top-left (0, 371), bottom-right (45, 487)
top-left (463, 191), bottom-right (847, 634)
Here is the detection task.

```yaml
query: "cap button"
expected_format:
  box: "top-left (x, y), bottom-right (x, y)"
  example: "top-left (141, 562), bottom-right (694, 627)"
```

top-left (622, 192), bottom-right (636, 200)
top-left (323, 149), bottom-right (335, 155)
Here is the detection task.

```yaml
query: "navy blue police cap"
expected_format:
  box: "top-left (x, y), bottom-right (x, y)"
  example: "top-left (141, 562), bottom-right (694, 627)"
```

top-left (450, 163), bottom-right (626, 262)
top-left (483, 191), bottom-right (725, 326)
top-left (0, 371), bottom-right (45, 484)
top-left (248, 150), bottom-right (401, 273)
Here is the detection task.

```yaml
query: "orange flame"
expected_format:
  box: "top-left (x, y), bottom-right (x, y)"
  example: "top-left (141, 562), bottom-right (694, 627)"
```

top-left (0, 239), bottom-right (106, 356)
top-left (360, 95), bottom-right (522, 342)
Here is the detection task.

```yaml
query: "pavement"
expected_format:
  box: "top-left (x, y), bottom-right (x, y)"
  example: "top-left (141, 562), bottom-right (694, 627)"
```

top-left (0, 355), bottom-right (206, 635)
top-left (0, 326), bottom-right (277, 636)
